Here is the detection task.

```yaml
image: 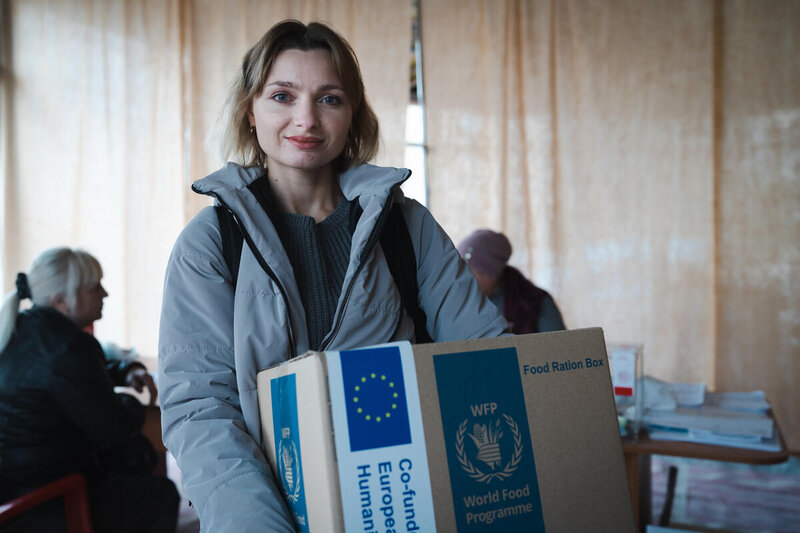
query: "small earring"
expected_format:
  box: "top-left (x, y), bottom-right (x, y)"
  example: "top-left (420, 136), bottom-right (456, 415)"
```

top-left (249, 124), bottom-right (255, 134)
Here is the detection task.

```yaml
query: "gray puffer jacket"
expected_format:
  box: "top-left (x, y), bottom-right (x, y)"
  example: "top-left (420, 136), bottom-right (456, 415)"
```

top-left (158, 163), bottom-right (507, 532)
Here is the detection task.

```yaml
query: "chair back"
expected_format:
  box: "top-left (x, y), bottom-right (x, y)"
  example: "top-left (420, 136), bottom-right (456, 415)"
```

top-left (0, 473), bottom-right (94, 533)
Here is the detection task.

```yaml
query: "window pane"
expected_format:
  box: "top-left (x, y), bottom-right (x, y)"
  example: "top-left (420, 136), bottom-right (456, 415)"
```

top-left (402, 144), bottom-right (427, 206)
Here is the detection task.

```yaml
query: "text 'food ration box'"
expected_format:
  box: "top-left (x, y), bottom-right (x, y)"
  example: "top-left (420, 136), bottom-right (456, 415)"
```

top-left (257, 328), bottom-right (634, 532)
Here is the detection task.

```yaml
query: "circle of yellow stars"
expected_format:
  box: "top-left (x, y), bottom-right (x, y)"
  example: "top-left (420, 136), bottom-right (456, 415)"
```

top-left (352, 373), bottom-right (399, 422)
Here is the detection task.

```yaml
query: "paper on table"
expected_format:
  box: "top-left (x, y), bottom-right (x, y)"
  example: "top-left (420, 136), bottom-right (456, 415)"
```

top-left (705, 391), bottom-right (770, 413)
top-left (668, 381), bottom-right (705, 406)
top-left (645, 405), bottom-right (774, 438)
top-left (647, 426), bottom-right (782, 452)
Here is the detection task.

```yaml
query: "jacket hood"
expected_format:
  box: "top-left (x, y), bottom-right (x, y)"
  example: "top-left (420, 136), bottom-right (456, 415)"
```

top-left (191, 162), bottom-right (412, 207)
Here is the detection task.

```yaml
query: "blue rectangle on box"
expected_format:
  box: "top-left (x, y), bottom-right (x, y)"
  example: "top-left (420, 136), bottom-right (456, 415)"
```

top-left (270, 373), bottom-right (310, 532)
top-left (434, 347), bottom-right (545, 532)
top-left (340, 345), bottom-right (412, 451)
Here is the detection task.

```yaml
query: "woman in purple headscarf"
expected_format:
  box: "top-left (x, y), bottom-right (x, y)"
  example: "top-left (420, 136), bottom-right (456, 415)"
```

top-left (457, 229), bottom-right (566, 334)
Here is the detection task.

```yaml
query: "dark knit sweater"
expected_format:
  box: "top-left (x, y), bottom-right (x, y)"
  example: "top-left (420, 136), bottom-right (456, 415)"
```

top-left (250, 177), bottom-right (358, 350)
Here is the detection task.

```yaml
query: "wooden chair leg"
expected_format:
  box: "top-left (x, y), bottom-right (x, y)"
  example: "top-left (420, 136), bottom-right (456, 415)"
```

top-left (658, 465), bottom-right (679, 527)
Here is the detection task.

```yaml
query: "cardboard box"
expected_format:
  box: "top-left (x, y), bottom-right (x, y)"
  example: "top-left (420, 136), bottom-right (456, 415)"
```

top-left (257, 328), bottom-right (634, 532)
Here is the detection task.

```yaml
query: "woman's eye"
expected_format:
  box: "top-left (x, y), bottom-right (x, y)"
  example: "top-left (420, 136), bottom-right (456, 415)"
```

top-left (271, 92), bottom-right (291, 103)
top-left (320, 95), bottom-right (341, 105)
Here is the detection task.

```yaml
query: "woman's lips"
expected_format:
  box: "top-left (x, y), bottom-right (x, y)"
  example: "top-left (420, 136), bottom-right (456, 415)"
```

top-left (286, 136), bottom-right (324, 149)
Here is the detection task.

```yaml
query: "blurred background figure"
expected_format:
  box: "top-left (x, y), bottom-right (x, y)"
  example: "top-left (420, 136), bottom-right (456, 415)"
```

top-left (458, 229), bottom-right (566, 335)
top-left (0, 247), bottom-right (178, 533)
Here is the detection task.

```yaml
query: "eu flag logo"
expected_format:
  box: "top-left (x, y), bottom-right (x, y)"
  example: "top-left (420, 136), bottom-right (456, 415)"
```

top-left (340, 346), bottom-right (412, 452)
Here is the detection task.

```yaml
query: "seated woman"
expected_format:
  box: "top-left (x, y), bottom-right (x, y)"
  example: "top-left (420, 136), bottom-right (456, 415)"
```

top-left (457, 229), bottom-right (567, 334)
top-left (0, 247), bottom-right (178, 533)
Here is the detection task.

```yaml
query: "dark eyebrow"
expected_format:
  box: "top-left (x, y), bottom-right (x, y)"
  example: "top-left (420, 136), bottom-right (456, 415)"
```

top-left (318, 84), bottom-right (346, 92)
top-left (265, 81), bottom-right (345, 92)
top-left (265, 81), bottom-right (296, 89)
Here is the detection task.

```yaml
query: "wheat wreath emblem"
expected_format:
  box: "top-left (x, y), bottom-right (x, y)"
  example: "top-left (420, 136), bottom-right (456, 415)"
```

top-left (456, 413), bottom-right (523, 484)
top-left (278, 439), bottom-right (303, 503)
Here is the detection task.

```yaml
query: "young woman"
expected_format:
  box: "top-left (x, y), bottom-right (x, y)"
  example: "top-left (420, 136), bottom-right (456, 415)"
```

top-left (0, 247), bottom-right (178, 533)
top-left (159, 20), bottom-right (507, 531)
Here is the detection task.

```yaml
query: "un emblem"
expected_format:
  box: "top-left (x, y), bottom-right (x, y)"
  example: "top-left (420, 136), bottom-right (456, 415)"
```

top-left (278, 429), bottom-right (303, 503)
top-left (455, 414), bottom-right (523, 484)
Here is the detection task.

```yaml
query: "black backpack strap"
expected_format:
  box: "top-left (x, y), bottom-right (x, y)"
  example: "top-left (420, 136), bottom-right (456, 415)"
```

top-left (380, 204), bottom-right (433, 344)
top-left (215, 206), bottom-right (244, 288)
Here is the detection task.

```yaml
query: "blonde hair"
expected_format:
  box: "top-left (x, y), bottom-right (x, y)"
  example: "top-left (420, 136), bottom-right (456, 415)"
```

top-left (215, 19), bottom-right (379, 172)
top-left (0, 248), bottom-right (102, 352)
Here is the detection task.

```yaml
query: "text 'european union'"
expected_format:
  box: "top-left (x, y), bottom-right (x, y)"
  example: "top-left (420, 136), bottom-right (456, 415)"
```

top-left (340, 346), bottom-right (412, 452)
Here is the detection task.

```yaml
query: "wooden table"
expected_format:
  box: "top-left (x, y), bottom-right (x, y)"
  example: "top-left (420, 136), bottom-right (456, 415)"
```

top-left (622, 424), bottom-right (789, 532)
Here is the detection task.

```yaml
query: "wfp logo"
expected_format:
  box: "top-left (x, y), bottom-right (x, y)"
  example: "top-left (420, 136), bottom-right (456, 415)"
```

top-left (456, 403), bottom-right (523, 484)
top-left (340, 346), bottom-right (412, 452)
top-left (278, 428), bottom-right (303, 503)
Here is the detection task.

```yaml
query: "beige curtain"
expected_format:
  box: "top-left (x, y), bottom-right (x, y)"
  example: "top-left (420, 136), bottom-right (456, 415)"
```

top-left (182, 0), bottom-right (411, 214)
top-left (716, 0), bottom-right (800, 450)
top-left (1, 0), bottom-right (410, 354)
top-left (3, 0), bottom-right (186, 352)
top-left (422, 0), bottom-right (799, 449)
top-left (3, 0), bottom-right (798, 450)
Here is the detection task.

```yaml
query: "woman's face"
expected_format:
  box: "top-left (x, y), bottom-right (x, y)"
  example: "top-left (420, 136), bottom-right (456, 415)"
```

top-left (67, 280), bottom-right (108, 329)
top-left (250, 48), bottom-right (353, 177)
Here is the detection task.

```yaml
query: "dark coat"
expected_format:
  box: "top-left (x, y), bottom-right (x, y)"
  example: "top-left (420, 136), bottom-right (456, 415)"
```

top-left (0, 306), bottom-right (153, 500)
top-left (502, 266), bottom-right (567, 334)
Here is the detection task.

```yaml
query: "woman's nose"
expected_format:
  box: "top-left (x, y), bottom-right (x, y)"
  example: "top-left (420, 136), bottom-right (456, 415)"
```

top-left (294, 99), bottom-right (319, 128)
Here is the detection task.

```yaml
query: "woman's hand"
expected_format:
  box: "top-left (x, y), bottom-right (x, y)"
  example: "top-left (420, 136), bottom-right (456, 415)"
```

top-left (126, 366), bottom-right (158, 406)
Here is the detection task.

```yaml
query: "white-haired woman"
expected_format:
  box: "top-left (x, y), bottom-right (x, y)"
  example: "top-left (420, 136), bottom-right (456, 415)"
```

top-left (0, 247), bottom-right (179, 533)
